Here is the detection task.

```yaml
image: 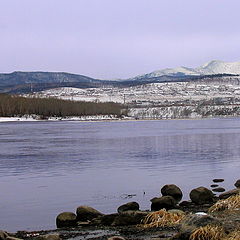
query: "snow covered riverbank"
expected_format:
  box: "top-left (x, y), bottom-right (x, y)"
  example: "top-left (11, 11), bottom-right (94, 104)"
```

top-left (0, 115), bottom-right (130, 123)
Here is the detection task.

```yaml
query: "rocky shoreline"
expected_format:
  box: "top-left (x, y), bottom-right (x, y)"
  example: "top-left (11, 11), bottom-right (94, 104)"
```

top-left (2, 179), bottom-right (240, 240)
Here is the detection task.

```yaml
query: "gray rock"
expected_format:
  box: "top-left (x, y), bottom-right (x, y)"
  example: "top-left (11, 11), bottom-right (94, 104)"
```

top-left (117, 202), bottom-right (139, 213)
top-left (76, 206), bottom-right (103, 221)
top-left (112, 210), bottom-right (148, 226)
top-left (151, 196), bottom-right (176, 211)
top-left (161, 184), bottom-right (183, 202)
top-left (56, 212), bottom-right (77, 228)
top-left (234, 179), bottom-right (240, 188)
top-left (219, 189), bottom-right (240, 199)
top-left (190, 187), bottom-right (214, 204)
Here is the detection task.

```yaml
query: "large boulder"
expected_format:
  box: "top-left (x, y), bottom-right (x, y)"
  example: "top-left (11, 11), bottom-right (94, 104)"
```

top-left (117, 202), bottom-right (139, 213)
top-left (56, 212), bottom-right (77, 228)
top-left (219, 189), bottom-right (240, 199)
top-left (190, 187), bottom-right (214, 204)
top-left (161, 184), bottom-right (183, 202)
top-left (151, 196), bottom-right (176, 211)
top-left (234, 179), bottom-right (240, 188)
top-left (112, 211), bottom-right (148, 226)
top-left (76, 206), bottom-right (103, 221)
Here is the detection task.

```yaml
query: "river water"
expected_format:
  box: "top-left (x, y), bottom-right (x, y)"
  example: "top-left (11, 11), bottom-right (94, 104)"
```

top-left (0, 118), bottom-right (240, 231)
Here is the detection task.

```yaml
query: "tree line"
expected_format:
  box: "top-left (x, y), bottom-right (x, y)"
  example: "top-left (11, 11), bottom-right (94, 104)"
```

top-left (0, 94), bottom-right (123, 117)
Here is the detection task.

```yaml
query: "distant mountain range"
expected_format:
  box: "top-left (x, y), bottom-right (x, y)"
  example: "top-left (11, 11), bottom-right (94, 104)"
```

top-left (131, 60), bottom-right (240, 80)
top-left (0, 60), bottom-right (239, 93)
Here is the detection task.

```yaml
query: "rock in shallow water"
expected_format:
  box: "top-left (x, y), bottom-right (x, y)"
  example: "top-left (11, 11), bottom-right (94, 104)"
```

top-left (161, 184), bottom-right (183, 202)
top-left (234, 179), bottom-right (240, 188)
top-left (76, 206), bottom-right (104, 221)
top-left (117, 202), bottom-right (139, 213)
top-left (151, 196), bottom-right (176, 211)
top-left (56, 212), bottom-right (77, 228)
top-left (212, 187), bottom-right (225, 193)
top-left (190, 187), bottom-right (214, 204)
top-left (213, 178), bottom-right (224, 183)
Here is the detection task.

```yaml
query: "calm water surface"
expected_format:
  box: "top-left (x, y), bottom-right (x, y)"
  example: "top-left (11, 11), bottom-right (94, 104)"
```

top-left (0, 118), bottom-right (240, 231)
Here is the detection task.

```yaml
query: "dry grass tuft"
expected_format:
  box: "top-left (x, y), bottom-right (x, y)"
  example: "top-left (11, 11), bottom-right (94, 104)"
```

top-left (224, 230), bottom-right (240, 240)
top-left (189, 225), bottom-right (225, 240)
top-left (141, 209), bottom-right (185, 229)
top-left (209, 195), bottom-right (240, 213)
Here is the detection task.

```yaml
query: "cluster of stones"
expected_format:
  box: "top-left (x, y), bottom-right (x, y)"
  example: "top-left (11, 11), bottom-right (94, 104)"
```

top-left (3, 179), bottom-right (240, 240)
top-left (56, 180), bottom-right (240, 231)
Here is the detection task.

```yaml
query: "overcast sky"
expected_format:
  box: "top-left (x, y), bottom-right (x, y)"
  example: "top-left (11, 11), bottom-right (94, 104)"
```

top-left (0, 0), bottom-right (239, 79)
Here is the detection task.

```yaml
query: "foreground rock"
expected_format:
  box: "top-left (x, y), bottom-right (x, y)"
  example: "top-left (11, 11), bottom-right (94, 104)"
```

top-left (56, 212), bottom-right (77, 228)
top-left (117, 202), bottom-right (139, 213)
top-left (219, 189), bottom-right (240, 199)
top-left (161, 184), bottom-right (183, 202)
top-left (190, 187), bottom-right (214, 204)
top-left (76, 206), bottom-right (104, 221)
top-left (151, 196), bottom-right (176, 211)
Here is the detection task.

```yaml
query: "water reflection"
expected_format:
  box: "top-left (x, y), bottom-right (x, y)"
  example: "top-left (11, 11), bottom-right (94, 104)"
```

top-left (0, 118), bottom-right (240, 231)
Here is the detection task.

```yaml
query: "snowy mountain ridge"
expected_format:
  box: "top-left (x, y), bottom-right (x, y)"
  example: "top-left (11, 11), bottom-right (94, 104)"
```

top-left (132, 60), bottom-right (240, 80)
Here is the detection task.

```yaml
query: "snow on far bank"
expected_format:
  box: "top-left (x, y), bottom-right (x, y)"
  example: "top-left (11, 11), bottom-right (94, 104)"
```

top-left (0, 116), bottom-right (38, 122)
top-left (0, 115), bottom-right (128, 123)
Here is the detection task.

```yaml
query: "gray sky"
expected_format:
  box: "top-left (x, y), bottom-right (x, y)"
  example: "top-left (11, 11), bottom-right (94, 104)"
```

top-left (0, 0), bottom-right (239, 79)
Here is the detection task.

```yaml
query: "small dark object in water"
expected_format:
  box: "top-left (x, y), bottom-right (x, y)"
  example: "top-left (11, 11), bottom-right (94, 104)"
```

top-left (212, 187), bottom-right (225, 192)
top-left (213, 179), bottom-right (224, 183)
top-left (211, 184), bottom-right (219, 188)
top-left (121, 194), bottom-right (137, 199)
top-left (234, 179), bottom-right (240, 188)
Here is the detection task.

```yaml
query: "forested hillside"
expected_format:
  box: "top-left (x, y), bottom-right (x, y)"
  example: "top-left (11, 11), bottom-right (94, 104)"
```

top-left (0, 94), bottom-right (123, 118)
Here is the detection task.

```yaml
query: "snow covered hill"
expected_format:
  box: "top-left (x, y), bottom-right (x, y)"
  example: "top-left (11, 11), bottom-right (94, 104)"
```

top-left (131, 60), bottom-right (240, 80)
